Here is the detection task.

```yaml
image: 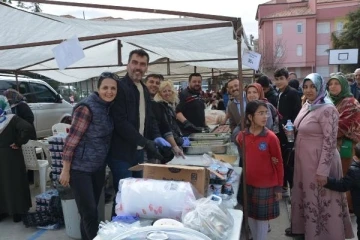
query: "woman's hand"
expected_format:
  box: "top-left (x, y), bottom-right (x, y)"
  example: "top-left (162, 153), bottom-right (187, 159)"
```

top-left (316, 174), bottom-right (327, 187)
top-left (275, 192), bottom-right (282, 201)
top-left (173, 146), bottom-right (185, 159)
top-left (59, 170), bottom-right (70, 187)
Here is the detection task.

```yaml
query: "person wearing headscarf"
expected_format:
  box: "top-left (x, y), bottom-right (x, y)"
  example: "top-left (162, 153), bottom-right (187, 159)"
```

top-left (326, 72), bottom-right (360, 212)
top-left (0, 95), bottom-right (33, 223)
top-left (4, 89), bottom-right (36, 140)
top-left (286, 73), bottom-right (354, 239)
top-left (246, 83), bottom-right (279, 134)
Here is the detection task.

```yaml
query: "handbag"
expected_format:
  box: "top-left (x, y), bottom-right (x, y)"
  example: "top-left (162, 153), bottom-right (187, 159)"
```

top-left (340, 138), bottom-right (353, 158)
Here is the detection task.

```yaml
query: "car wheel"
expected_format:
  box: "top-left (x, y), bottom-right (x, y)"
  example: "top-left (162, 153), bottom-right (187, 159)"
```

top-left (61, 116), bottom-right (72, 124)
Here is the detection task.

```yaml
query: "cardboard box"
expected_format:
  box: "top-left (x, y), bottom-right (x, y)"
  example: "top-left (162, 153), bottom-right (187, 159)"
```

top-left (212, 154), bottom-right (238, 165)
top-left (129, 163), bottom-right (223, 196)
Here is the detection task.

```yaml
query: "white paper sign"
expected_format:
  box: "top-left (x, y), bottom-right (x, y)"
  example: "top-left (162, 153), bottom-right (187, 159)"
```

top-left (242, 50), bottom-right (261, 71)
top-left (52, 36), bottom-right (85, 70)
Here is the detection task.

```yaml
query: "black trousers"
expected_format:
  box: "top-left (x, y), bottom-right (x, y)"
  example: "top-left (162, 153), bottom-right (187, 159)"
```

top-left (70, 168), bottom-right (105, 240)
top-left (281, 144), bottom-right (294, 189)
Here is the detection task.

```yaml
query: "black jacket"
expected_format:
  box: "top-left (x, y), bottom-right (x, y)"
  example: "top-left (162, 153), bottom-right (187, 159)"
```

top-left (265, 86), bottom-right (278, 108)
top-left (152, 101), bottom-right (183, 146)
top-left (325, 160), bottom-right (360, 214)
top-left (277, 86), bottom-right (301, 146)
top-left (109, 74), bottom-right (160, 163)
top-left (12, 102), bottom-right (37, 140)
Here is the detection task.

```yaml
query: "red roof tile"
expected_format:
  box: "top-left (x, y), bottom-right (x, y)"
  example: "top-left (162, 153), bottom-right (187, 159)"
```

top-left (263, 6), bottom-right (315, 18)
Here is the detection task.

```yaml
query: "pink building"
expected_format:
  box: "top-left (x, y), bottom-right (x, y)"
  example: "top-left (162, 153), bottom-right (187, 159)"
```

top-left (256, 0), bottom-right (360, 79)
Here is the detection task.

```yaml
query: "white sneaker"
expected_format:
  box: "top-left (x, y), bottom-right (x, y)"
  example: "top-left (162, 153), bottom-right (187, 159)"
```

top-left (282, 188), bottom-right (290, 198)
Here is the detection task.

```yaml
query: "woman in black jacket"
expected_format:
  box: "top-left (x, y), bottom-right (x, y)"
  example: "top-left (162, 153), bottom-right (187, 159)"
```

top-left (152, 80), bottom-right (185, 162)
top-left (4, 89), bottom-right (36, 140)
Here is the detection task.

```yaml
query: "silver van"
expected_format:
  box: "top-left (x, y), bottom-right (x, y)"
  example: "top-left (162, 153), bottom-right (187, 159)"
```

top-left (0, 75), bottom-right (73, 138)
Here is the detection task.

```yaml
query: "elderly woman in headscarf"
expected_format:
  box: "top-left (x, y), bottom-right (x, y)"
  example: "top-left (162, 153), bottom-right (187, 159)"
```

top-left (0, 95), bottom-right (33, 223)
top-left (286, 73), bottom-right (354, 239)
top-left (326, 72), bottom-right (360, 212)
top-left (4, 89), bottom-right (36, 139)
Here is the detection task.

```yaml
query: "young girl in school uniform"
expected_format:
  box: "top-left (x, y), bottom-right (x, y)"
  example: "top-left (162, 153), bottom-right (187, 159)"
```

top-left (237, 100), bottom-right (284, 240)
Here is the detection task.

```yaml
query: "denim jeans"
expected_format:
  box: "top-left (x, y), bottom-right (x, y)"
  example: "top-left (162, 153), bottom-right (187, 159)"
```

top-left (107, 150), bottom-right (144, 217)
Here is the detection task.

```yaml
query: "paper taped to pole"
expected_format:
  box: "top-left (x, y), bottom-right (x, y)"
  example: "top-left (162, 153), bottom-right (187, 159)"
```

top-left (242, 50), bottom-right (261, 71)
top-left (52, 36), bottom-right (85, 70)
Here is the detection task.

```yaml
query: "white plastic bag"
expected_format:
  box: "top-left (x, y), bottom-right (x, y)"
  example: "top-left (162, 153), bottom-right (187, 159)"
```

top-left (115, 178), bottom-right (198, 221)
top-left (182, 195), bottom-right (234, 240)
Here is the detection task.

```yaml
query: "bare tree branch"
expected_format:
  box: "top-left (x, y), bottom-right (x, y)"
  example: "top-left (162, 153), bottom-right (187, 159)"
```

top-left (259, 38), bottom-right (287, 74)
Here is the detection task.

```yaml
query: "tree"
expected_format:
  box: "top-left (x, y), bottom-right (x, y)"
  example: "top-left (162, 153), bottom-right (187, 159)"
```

top-left (259, 38), bottom-right (287, 75)
top-left (331, 8), bottom-right (360, 73)
top-left (2, 0), bottom-right (12, 3)
top-left (5, 1), bottom-right (41, 12)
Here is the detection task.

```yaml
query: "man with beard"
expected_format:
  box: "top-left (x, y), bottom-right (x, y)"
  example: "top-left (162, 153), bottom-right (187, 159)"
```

top-left (176, 73), bottom-right (207, 136)
top-left (108, 49), bottom-right (169, 216)
top-left (145, 74), bottom-right (163, 98)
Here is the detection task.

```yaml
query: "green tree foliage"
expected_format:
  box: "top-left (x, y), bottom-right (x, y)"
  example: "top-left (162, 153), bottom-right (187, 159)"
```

top-left (331, 8), bottom-right (360, 73)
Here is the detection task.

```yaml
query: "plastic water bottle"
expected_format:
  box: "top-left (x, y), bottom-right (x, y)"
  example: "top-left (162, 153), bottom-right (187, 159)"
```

top-left (285, 120), bottom-right (295, 142)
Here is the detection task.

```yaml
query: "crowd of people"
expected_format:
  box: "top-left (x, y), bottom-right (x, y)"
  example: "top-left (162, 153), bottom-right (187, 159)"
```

top-left (1, 47), bottom-right (360, 240)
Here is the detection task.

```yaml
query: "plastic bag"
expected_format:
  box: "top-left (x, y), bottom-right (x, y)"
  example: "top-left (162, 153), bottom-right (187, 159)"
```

top-left (97, 220), bottom-right (141, 239)
top-left (182, 195), bottom-right (234, 240)
top-left (115, 178), bottom-right (199, 221)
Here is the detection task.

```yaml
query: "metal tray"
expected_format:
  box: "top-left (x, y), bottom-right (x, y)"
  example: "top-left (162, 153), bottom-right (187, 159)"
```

top-left (183, 143), bottom-right (229, 155)
top-left (188, 133), bottom-right (230, 141)
top-left (190, 139), bottom-right (227, 145)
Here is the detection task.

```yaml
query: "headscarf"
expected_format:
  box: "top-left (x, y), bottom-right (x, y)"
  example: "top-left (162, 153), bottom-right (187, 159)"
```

top-left (303, 73), bottom-right (333, 111)
top-left (0, 95), bottom-right (14, 134)
top-left (4, 89), bottom-right (25, 107)
top-left (246, 83), bottom-right (265, 101)
top-left (327, 73), bottom-right (353, 106)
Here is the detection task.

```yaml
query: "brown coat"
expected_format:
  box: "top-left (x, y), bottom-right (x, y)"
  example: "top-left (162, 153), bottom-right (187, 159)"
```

top-left (227, 100), bottom-right (241, 132)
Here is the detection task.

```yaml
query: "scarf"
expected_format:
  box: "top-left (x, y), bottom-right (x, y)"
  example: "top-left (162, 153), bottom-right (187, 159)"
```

top-left (4, 89), bottom-right (25, 108)
top-left (303, 73), bottom-right (333, 111)
top-left (246, 83), bottom-right (266, 101)
top-left (327, 73), bottom-right (353, 106)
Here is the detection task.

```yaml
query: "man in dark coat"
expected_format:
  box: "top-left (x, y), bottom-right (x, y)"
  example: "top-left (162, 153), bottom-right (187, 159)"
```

top-left (257, 75), bottom-right (279, 108)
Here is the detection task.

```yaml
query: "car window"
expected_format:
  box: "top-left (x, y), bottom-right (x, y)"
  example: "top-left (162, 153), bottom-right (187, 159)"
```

top-left (0, 80), bottom-right (35, 103)
top-left (0, 80), bottom-right (16, 94)
top-left (30, 83), bottom-right (57, 103)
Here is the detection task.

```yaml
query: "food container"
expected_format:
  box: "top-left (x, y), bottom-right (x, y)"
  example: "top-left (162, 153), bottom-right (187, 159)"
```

top-left (217, 167), bottom-right (229, 179)
top-left (183, 143), bottom-right (229, 155)
top-left (188, 133), bottom-right (230, 141)
top-left (213, 184), bottom-right (222, 195)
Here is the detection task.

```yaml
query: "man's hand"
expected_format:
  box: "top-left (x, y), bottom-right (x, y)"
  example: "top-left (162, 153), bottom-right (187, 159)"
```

top-left (10, 143), bottom-right (19, 149)
top-left (59, 170), bottom-right (70, 187)
top-left (144, 140), bottom-right (164, 161)
top-left (183, 120), bottom-right (202, 133)
top-left (173, 146), bottom-right (185, 158)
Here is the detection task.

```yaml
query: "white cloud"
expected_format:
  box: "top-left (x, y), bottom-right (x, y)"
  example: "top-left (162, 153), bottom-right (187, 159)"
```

top-left (28, 0), bottom-right (269, 38)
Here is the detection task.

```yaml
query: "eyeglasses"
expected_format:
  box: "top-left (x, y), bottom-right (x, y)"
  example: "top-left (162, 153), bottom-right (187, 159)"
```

top-left (99, 72), bottom-right (120, 81)
top-left (255, 111), bottom-right (268, 116)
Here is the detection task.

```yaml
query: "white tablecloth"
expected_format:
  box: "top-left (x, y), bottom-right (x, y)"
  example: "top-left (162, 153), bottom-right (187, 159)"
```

top-left (93, 209), bottom-right (243, 240)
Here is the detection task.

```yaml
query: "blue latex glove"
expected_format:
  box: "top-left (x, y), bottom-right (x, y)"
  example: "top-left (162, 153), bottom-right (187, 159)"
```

top-left (182, 137), bottom-right (191, 147)
top-left (154, 137), bottom-right (171, 147)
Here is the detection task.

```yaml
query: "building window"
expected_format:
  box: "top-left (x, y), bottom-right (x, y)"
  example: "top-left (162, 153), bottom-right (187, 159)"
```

top-left (276, 23), bottom-right (282, 35)
top-left (317, 22), bottom-right (330, 34)
top-left (337, 22), bottom-right (344, 32)
top-left (297, 23), bottom-right (303, 33)
top-left (296, 45), bottom-right (303, 56)
top-left (316, 66), bottom-right (330, 77)
top-left (316, 44), bottom-right (329, 56)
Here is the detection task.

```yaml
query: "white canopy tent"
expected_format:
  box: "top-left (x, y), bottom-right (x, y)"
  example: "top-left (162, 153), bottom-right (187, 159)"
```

top-left (0, 2), bottom-right (252, 83)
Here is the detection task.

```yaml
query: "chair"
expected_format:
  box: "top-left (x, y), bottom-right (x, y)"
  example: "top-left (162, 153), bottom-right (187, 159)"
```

top-left (52, 123), bottom-right (71, 135)
top-left (22, 140), bottom-right (52, 193)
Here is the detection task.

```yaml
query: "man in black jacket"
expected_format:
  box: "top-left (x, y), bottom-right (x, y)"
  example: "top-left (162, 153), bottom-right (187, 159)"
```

top-left (107, 49), bottom-right (169, 216)
top-left (274, 68), bottom-right (301, 196)
top-left (325, 142), bottom-right (360, 239)
top-left (256, 75), bottom-right (278, 108)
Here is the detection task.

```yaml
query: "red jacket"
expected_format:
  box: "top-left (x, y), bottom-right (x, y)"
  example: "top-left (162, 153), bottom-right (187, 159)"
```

top-left (237, 128), bottom-right (283, 188)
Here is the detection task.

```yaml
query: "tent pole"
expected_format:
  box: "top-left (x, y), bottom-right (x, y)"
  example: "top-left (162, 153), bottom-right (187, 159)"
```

top-left (234, 18), bottom-right (249, 240)
top-left (15, 71), bottom-right (20, 92)
top-left (117, 40), bottom-right (123, 66)
top-left (0, 22), bottom-right (232, 51)
top-left (18, 0), bottom-right (237, 22)
top-left (167, 58), bottom-right (171, 76)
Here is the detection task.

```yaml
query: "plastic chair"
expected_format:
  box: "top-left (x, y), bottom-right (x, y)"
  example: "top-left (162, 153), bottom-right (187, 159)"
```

top-left (22, 140), bottom-right (51, 193)
top-left (52, 123), bottom-right (71, 135)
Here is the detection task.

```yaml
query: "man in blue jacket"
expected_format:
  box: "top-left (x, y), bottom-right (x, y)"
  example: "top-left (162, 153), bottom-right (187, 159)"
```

top-left (108, 49), bottom-right (169, 216)
top-left (351, 68), bottom-right (360, 102)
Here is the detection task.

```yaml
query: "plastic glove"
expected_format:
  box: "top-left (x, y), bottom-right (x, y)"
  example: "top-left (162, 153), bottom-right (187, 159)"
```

top-left (182, 137), bottom-right (191, 147)
top-left (154, 137), bottom-right (171, 147)
top-left (183, 120), bottom-right (202, 133)
top-left (144, 140), bottom-right (164, 161)
top-left (173, 146), bottom-right (185, 158)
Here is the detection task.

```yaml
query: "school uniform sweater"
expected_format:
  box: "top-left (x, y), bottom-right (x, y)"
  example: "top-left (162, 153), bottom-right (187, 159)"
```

top-left (237, 128), bottom-right (284, 189)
